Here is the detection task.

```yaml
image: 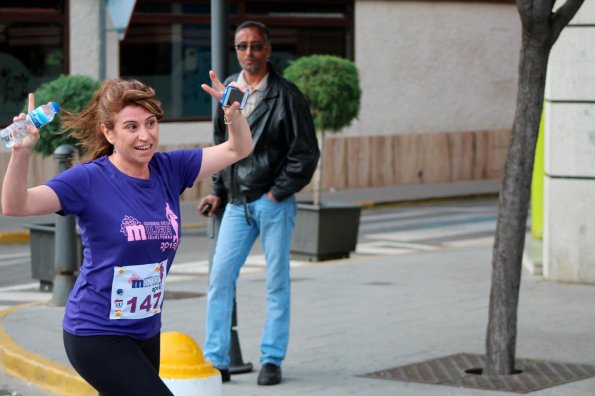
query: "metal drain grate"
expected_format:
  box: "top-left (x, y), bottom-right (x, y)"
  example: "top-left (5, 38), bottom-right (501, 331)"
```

top-left (359, 353), bottom-right (595, 393)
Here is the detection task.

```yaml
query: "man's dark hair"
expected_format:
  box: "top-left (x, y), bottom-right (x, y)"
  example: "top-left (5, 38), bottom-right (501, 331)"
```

top-left (235, 21), bottom-right (270, 44)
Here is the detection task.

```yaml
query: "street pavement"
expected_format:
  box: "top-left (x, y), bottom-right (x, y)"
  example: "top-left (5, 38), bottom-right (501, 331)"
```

top-left (1, 181), bottom-right (595, 395)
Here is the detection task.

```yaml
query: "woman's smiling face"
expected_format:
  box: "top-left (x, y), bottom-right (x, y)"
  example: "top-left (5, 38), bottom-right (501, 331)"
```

top-left (102, 104), bottom-right (159, 177)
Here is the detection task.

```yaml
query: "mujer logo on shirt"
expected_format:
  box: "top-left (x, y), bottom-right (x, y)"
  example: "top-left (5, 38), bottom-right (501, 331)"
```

top-left (119, 202), bottom-right (180, 251)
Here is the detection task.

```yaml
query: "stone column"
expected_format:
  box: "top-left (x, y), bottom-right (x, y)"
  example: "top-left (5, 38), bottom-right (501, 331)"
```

top-left (69, 0), bottom-right (119, 79)
top-left (543, 3), bottom-right (595, 284)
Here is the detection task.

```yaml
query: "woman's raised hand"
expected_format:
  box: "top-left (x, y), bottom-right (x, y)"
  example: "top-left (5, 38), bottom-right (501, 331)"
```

top-left (201, 70), bottom-right (247, 119)
top-left (12, 93), bottom-right (41, 150)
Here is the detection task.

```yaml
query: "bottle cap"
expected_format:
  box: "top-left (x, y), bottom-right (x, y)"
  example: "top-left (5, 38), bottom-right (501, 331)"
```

top-left (50, 102), bottom-right (61, 113)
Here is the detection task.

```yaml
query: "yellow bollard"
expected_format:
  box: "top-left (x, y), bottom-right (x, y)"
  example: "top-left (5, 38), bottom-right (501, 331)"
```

top-left (160, 331), bottom-right (222, 395)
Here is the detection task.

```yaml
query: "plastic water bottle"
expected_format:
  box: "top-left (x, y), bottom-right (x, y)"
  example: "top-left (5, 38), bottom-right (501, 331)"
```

top-left (1, 102), bottom-right (61, 148)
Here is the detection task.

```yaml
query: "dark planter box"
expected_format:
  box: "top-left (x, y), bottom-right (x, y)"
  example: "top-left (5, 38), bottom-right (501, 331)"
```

top-left (291, 201), bottom-right (362, 262)
top-left (25, 223), bottom-right (82, 291)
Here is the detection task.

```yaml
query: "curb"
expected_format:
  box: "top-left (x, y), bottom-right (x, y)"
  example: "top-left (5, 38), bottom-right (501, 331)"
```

top-left (0, 302), bottom-right (95, 396)
top-left (0, 230), bottom-right (29, 244)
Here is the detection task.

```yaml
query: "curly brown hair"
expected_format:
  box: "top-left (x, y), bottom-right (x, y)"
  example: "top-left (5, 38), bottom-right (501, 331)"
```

top-left (61, 79), bottom-right (164, 160)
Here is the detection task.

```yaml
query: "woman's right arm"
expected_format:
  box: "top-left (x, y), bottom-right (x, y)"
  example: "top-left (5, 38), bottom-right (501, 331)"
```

top-left (1, 94), bottom-right (61, 216)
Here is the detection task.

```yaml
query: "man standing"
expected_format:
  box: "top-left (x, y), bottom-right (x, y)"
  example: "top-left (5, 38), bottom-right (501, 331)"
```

top-left (198, 21), bottom-right (319, 386)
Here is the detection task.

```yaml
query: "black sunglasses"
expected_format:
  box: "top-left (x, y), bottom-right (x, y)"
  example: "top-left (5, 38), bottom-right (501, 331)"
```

top-left (235, 42), bottom-right (268, 52)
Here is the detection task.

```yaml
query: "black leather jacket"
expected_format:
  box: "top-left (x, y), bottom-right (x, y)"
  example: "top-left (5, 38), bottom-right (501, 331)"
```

top-left (212, 65), bottom-right (320, 203)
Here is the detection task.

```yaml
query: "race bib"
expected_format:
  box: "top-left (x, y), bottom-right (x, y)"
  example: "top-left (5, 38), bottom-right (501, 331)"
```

top-left (109, 260), bottom-right (168, 320)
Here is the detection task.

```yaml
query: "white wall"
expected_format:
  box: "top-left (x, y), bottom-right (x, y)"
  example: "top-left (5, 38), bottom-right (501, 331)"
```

top-left (543, 2), bottom-right (595, 284)
top-left (343, 1), bottom-right (521, 137)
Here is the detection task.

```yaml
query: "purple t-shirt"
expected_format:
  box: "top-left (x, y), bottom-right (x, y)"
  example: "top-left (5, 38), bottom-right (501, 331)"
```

top-left (45, 150), bottom-right (202, 339)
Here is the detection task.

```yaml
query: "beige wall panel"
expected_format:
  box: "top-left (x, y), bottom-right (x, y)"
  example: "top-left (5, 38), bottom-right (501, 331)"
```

top-left (321, 129), bottom-right (510, 194)
top-left (346, 136), bottom-right (371, 189)
top-left (370, 135), bottom-right (395, 187)
top-left (487, 129), bottom-right (511, 179)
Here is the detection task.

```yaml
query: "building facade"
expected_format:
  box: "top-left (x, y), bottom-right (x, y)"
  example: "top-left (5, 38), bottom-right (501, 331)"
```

top-left (0, 0), bottom-right (520, 200)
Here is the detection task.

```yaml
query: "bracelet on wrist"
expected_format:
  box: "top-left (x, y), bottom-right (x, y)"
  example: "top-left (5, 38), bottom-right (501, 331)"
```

top-left (224, 110), bottom-right (240, 125)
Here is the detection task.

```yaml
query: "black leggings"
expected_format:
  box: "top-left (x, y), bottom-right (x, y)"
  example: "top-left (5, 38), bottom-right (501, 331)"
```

top-left (63, 330), bottom-right (173, 396)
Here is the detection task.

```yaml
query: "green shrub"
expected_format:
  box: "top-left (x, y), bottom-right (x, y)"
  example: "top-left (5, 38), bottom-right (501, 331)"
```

top-left (284, 55), bottom-right (361, 133)
top-left (23, 74), bottom-right (101, 157)
top-left (284, 55), bottom-right (361, 204)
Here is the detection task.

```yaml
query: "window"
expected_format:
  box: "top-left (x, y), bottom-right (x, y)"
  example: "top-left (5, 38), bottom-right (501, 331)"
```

top-left (121, 0), bottom-right (353, 120)
top-left (0, 1), bottom-right (67, 125)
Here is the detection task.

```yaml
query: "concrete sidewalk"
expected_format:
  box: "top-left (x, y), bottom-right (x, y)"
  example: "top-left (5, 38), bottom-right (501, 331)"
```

top-left (2, 238), bottom-right (595, 395)
top-left (3, 179), bottom-right (595, 395)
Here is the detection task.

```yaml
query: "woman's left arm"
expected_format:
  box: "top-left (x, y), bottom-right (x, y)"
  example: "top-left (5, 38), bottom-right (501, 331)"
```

top-left (197, 71), bottom-right (253, 181)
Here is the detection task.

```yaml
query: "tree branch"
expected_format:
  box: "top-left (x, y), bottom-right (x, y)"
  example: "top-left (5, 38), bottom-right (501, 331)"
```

top-left (550, 0), bottom-right (585, 46)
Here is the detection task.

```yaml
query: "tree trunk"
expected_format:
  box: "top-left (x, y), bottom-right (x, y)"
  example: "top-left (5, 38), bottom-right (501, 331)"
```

top-left (484, 0), bottom-right (585, 376)
top-left (485, 33), bottom-right (549, 377)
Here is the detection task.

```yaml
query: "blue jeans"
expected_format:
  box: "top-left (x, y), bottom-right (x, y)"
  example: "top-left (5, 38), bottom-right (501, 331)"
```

top-left (204, 194), bottom-right (296, 369)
